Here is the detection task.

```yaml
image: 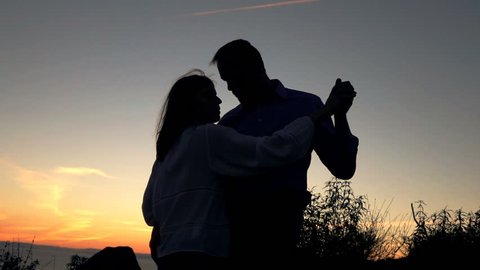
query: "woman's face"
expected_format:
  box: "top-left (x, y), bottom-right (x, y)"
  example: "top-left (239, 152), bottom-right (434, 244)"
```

top-left (193, 85), bottom-right (222, 124)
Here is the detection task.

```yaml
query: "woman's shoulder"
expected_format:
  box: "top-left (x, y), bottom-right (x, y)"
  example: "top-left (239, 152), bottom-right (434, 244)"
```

top-left (194, 123), bottom-right (242, 142)
top-left (190, 124), bottom-right (231, 138)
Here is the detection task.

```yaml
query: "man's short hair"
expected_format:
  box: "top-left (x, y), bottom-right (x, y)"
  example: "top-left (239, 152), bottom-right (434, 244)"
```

top-left (211, 39), bottom-right (266, 73)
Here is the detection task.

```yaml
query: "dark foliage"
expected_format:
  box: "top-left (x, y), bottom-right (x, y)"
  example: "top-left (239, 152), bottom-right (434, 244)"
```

top-left (297, 179), bottom-right (480, 269)
top-left (0, 240), bottom-right (39, 270)
top-left (406, 201), bottom-right (480, 267)
top-left (298, 178), bottom-right (409, 265)
top-left (66, 254), bottom-right (89, 270)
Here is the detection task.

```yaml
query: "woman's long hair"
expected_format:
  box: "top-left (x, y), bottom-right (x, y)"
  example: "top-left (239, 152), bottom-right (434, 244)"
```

top-left (155, 69), bottom-right (214, 161)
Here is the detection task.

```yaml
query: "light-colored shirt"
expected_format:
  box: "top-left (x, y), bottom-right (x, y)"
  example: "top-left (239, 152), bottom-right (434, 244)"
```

top-left (142, 116), bottom-right (314, 258)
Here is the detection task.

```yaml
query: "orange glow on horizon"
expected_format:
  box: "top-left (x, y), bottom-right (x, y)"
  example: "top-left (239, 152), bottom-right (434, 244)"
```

top-left (0, 227), bottom-right (152, 254)
top-left (0, 158), bottom-right (153, 254)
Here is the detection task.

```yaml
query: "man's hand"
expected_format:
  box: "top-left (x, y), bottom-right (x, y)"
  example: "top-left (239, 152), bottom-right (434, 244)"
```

top-left (327, 78), bottom-right (356, 115)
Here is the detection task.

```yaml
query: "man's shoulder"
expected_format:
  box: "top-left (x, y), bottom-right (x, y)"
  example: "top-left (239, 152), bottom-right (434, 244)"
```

top-left (284, 87), bottom-right (321, 102)
top-left (218, 85), bottom-right (323, 126)
top-left (280, 87), bottom-right (323, 113)
top-left (274, 79), bottom-right (321, 103)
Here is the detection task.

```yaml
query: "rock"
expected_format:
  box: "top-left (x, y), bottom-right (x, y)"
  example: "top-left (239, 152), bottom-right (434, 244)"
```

top-left (78, 246), bottom-right (142, 270)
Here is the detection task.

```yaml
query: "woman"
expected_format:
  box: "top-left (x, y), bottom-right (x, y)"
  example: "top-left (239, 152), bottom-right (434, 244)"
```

top-left (142, 69), bottom-right (348, 269)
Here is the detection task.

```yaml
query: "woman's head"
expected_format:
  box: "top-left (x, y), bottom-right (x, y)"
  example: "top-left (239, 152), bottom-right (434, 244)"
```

top-left (156, 69), bottom-right (222, 160)
top-left (167, 70), bottom-right (221, 124)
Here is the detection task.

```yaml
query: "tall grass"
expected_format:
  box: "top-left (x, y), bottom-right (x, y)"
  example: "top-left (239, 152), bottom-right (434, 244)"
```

top-left (0, 239), bottom-right (89, 270)
top-left (0, 239), bottom-right (39, 270)
top-left (407, 201), bottom-right (480, 266)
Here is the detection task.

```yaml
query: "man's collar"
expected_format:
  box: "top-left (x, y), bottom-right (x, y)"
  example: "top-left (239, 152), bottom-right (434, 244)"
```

top-left (271, 79), bottom-right (288, 99)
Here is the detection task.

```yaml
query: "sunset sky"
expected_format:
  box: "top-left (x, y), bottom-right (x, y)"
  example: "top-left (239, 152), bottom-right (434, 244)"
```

top-left (1, 1), bottom-right (479, 255)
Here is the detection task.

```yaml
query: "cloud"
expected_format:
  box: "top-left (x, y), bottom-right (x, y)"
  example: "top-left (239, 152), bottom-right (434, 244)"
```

top-left (55, 210), bottom-right (100, 234)
top-left (183, 0), bottom-right (318, 17)
top-left (0, 158), bottom-right (115, 219)
top-left (108, 220), bottom-right (151, 234)
top-left (66, 236), bottom-right (104, 242)
top-left (53, 166), bottom-right (116, 179)
top-left (0, 158), bottom-right (120, 247)
top-left (4, 225), bottom-right (49, 231)
top-left (0, 158), bottom-right (67, 216)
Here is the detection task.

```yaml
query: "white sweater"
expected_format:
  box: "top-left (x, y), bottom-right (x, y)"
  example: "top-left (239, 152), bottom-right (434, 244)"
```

top-left (142, 116), bottom-right (314, 258)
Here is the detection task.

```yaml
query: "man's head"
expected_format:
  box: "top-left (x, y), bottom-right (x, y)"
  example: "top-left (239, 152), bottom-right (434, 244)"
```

top-left (211, 39), bottom-right (270, 105)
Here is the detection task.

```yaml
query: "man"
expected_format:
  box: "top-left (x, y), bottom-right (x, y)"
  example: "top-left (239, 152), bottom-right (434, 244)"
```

top-left (210, 39), bottom-right (359, 267)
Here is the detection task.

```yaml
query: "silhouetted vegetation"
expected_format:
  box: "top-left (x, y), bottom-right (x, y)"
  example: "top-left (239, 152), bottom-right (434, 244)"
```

top-left (0, 239), bottom-right (39, 270)
top-left (0, 240), bottom-right (90, 270)
top-left (298, 178), bottom-right (480, 268)
top-left (65, 254), bottom-right (89, 270)
top-left (297, 177), bottom-right (410, 267)
top-left (405, 201), bottom-right (480, 267)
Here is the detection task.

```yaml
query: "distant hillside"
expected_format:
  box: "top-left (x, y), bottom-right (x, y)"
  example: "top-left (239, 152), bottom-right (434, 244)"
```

top-left (0, 241), bottom-right (156, 270)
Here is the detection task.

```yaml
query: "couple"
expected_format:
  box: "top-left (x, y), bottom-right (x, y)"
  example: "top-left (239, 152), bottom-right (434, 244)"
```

top-left (142, 39), bottom-right (359, 269)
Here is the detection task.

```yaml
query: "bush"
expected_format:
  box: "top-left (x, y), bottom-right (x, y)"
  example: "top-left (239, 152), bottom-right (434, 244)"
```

top-left (297, 177), bottom-right (410, 264)
top-left (66, 254), bottom-right (89, 270)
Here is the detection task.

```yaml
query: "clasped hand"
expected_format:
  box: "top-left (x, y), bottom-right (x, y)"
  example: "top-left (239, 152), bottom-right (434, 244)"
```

top-left (325, 78), bottom-right (356, 115)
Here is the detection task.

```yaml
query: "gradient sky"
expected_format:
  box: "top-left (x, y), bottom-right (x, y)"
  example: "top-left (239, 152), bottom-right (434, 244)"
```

top-left (1, 0), bottom-right (479, 255)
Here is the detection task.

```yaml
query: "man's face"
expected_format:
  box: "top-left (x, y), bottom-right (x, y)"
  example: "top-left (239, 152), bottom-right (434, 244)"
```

top-left (217, 61), bottom-right (257, 105)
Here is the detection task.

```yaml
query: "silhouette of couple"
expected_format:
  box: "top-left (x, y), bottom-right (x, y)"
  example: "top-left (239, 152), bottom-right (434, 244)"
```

top-left (142, 39), bottom-right (359, 270)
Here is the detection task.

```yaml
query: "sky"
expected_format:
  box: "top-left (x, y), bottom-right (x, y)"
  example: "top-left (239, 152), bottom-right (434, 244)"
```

top-left (1, 0), bottom-right (479, 255)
